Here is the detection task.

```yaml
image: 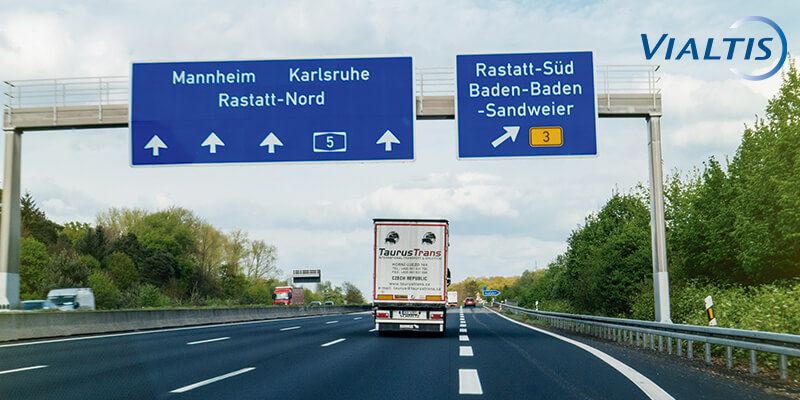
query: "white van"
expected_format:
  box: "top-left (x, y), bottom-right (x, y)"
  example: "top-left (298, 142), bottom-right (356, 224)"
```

top-left (46, 288), bottom-right (96, 311)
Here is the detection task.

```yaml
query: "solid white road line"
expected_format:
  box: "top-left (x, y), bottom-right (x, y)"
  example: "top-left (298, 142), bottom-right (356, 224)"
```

top-left (0, 365), bottom-right (48, 375)
top-left (460, 328), bottom-right (467, 333)
top-left (279, 326), bottom-right (301, 331)
top-left (186, 337), bottom-right (230, 345)
top-left (458, 369), bottom-right (483, 395)
top-left (321, 338), bottom-right (346, 347)
top-left (353, 317), bottom-right (362, 320)
top-left (459, 346), bottom-right (474, 357)
top-left (491, 309), bottom-right (675, 400)
top-left (326, 320), bottom-right (339, 324)
top-left (459, 335), bottom-right (469, 342)
top-left (169, 367), bottom-right (255, 393)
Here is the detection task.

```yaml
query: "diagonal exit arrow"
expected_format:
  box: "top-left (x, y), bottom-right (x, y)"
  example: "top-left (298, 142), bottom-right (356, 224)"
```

top-left (491, 126), bottom-right (520, 148)
top-left (201, 132), bottom-right (224, 154)
top-left (144, 135), bottom-right (167, 156)
top-left (259, 132), bottom-right (283, 154)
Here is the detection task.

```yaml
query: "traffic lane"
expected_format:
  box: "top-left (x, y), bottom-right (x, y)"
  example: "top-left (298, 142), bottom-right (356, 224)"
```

top-left (0, 312), bottom-right (371, 399)
top-left (468, 308), bottom-right (651, 399)
top-left (508, 315), bottom-right (790, 400)
top-left (187, 313), bottom-right (460, 399)
top-left (0, 312), bottom-right (368, 369)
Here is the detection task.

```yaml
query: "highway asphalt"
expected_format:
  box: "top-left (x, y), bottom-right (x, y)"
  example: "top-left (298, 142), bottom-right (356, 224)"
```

top-left (0, 307), bottom-right (787, 399)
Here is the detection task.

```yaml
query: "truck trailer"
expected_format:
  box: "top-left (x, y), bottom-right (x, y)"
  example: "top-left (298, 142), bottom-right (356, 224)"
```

top-left (272, 286), bottom-right (304, 306)
top-left (373, 219), bottom-right (449, 334)
top-left (447, 291), bottom-right (459, 307)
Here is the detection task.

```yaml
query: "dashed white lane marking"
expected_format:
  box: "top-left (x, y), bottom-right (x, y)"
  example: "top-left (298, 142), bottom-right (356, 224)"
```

top-left (459, 335), bottom-right (469, 342)
top-left (491, 309), bottom-right (675, 400)
top-left (186, 337), bottom-right (230, 345)
top-left (353, 317), bottom-right (362, 320)
top-left (321, 338), bottom-right (346, 347)
top-left (459, 369), bottom-right (483, 395)
top-left (169, 367), bottom-right (255, 393)
top-left (0, 312), bottom-right (371, 348)
top-left (0, 365), bottom-right (48, 375)
top-left (459, 346), bottom-right (474, 357)
top-left (326, 320), bottom-right (339, 324)
top-left (460, 324), bottom-right (467, 328)
top-left (280, 326), bottom-right (301, 331)
top-left (460, 328), bottom-right (468, 333)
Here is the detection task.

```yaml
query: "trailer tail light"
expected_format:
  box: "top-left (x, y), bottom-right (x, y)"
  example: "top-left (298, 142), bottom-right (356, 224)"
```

top-left (376, 311), bottom-right (390, 319)
top-left (430, 311), bottom-right (444, 319)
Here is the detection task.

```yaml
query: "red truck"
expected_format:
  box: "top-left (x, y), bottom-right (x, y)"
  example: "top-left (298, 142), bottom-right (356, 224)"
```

top-left (272, 286), bottom-right (304, 306)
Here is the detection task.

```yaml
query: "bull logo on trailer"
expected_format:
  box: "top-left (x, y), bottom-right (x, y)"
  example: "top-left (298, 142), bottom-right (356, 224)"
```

top-left (422, 232), bottom-right (436, 245)
top-left (385, 231), bottom-right (399, 244)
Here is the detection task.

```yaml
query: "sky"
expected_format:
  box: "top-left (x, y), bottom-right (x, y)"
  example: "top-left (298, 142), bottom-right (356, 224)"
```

top-left (0, 0), bottom-right (798, 296)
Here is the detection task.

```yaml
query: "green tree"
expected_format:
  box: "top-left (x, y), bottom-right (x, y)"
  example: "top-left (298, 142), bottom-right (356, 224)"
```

top-left (20, 192), bottom-right (61, 248)
top-left (244, 240), bottom-right (280, 281)
top-left (61, 221), bottom-right (91, 245)
top-left (137, 284), bottom-right (170, 308)
top-left (729, 61), bottom-right (800, 283)
top-left (342, 281), bottom-right (365, 304)
top-left (140, 249), bottom-right (177, 287)
top-left (75, 226), bottom-right (110, 266)
top-left (88, 270), bottom-right (121, 309)
top-left (19, 237), bottom-right (50, 299)
top-left (105, 251), bottom-right (138, 290)
top-left (109, 232), bottom-right (148, 269)
top-left (317, 281), bottom-right (344, 304)
top-left (41, 250), bottom-right (92, 293)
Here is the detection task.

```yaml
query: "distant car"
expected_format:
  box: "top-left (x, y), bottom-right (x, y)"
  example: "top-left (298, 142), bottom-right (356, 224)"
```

top-left (309, 301), bottom-right (322, 306)
top-left (21, 300), bottom-right (58, 311)
top-left (464, 297), bottom-right (476, 307)
top-left (323, 301), bottom-right (334, 306)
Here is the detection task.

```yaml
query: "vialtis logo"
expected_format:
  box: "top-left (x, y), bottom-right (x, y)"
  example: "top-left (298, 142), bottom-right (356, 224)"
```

top-left (641, 16), bottom-right (787, 81)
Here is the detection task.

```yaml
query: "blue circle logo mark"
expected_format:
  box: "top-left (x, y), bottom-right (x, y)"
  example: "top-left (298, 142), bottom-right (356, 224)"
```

top-left (729, 16), bottom-right (788, 81)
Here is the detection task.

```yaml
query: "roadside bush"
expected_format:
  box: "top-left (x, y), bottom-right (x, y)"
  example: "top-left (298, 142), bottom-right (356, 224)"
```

top-left (137, 284), bottom-right (171, 308)
top-left (88, 270), bottom-right (121, 310)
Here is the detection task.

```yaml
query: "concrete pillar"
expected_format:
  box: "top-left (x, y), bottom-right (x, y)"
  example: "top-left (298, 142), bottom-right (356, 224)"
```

top-left (647, 115), bottom-right (672, 323)
top-left (0, 129), bottom-right (22, 310)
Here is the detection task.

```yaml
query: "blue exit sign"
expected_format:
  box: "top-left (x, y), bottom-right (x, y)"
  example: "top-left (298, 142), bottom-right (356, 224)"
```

top-left (456, 51), bottom-right (597, 159)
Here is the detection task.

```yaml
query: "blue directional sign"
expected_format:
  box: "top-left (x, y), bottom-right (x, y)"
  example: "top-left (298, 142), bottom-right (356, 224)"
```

top-left (131, 57), bottom-right (414, 165)
top-left (482, 286), bottom-right (500, 296)
top-left (456, 51), bottom-right (597, 159)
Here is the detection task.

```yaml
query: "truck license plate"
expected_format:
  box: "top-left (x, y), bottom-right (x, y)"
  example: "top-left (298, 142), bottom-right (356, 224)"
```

top-left (393, 310), bottom-right (424, 319)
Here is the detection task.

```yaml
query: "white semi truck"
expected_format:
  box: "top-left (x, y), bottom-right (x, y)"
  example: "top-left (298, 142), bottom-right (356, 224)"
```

top-left (373, 219), bottom-right (450, 334)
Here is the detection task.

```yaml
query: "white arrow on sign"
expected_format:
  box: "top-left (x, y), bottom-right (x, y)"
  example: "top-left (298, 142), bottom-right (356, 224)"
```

top-left (201, 132), bottom-right (225, 154)
top-left (144, 135), bottom-right (167, 156)
top-left (259, 132), bottom-right (283, 154)
top-left (376, 130), bottom-right (400, 151)
top-left (491, 126), bottom-right (520, 148)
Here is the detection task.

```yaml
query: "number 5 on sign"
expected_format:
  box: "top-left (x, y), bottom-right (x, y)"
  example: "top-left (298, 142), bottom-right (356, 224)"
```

top-left (529, 127), bottom-right (563, 147)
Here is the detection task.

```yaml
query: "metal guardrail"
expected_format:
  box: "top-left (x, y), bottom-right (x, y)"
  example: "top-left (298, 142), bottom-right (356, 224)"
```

top-left (494, 303), bottom-right (798, 380)
top-left (415, 65), bottom-right (660, 97)
top-left (4, 76), bottom-right (128, 109)
top-left (4, 65), bottom-right (660, 110)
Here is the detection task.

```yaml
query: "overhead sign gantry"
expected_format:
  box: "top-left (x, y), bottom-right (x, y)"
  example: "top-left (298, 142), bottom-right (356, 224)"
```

top-left (130, 56), bottom-right (414, 165)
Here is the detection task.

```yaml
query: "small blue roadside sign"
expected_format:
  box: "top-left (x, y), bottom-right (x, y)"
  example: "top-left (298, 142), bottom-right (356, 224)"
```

top-left (131, 56), bottom-right (414, 165)
top-left (482, 286), bottom-right (500, 296)
top-left (456, 51), bottom-right (597, 159)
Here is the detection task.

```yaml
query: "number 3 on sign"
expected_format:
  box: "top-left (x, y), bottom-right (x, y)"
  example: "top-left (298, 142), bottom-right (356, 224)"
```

top-left (529, 127), bottom-right (563, 147)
